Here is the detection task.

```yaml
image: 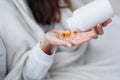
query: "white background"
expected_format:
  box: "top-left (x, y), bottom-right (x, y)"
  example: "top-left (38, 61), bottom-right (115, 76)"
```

top-left (110, 0), bottom-right (120, 16)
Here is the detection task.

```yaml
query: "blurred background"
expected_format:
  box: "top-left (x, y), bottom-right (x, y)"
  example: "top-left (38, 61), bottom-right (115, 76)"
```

top-left (110, 0), bottom-right (120, 16)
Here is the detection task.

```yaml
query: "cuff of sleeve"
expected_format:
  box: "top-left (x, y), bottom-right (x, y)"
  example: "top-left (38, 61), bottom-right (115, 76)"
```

top-left (29, 43), bottom-right (56, 64)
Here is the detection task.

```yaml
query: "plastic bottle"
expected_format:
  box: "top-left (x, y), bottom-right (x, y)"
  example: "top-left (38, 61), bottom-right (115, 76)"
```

top-left (66, 0), bottom-right (114, 31)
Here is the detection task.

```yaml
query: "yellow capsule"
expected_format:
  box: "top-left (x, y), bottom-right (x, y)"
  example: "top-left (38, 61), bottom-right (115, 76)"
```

top-left (62, 30), bottom-right (71, 38)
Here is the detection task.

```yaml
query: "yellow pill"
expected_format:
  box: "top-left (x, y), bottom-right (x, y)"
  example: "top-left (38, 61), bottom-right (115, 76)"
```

top-left (62, 30), bottom-right (71, 38)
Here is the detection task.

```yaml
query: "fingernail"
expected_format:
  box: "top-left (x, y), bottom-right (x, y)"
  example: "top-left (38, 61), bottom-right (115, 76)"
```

top-left (66, 44), bottom-right (72, 47)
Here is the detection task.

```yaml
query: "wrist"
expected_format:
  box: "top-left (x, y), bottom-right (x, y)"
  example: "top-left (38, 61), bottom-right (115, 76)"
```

top-left (40, 38), bottom-right (54, 55)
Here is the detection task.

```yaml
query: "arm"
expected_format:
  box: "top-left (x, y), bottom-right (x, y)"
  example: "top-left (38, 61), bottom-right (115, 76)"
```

top-left (23, 43), bottom-right (56, 80)
top-left (23, 16), bottom-right (112, 80)
top-left (4, 21), bottom-right (111, 80)
top-left (2, 40), bottom-right (56, 80)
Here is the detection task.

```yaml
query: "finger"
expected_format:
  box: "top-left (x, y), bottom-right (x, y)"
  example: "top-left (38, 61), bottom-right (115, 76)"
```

top-left (72, 30), bottom-right (97, 39)
top-left (73, 28), bottom-right (83, 33)
top-left (91, 28), bottom-right (98, 39)
top-left (52, 30), bottom-right (64, 35)
top-left (70, 31), bottom-right (97, 45)
top-left (50, 36), bottom-right (72, 47)
top-left (70, 36), bottom-right (92, 46)
top-left (96, 24), bottom-right (104, 35)
top-left (102, 19), bottom-right (112, 27)
top-left (46, 31), bottom-right (72, 47)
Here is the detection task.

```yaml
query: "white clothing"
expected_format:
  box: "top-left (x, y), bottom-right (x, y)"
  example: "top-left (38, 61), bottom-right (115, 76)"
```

top-left (0, 0), bottom-right (120, 80)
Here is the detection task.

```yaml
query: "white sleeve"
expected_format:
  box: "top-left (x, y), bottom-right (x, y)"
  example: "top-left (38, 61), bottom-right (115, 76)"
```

top-left (3, 41), bottom-right (56, 80)
top-left (4, 42), bottom-right (56, 80)
top-left (23, 43), bottom-right (56, 80)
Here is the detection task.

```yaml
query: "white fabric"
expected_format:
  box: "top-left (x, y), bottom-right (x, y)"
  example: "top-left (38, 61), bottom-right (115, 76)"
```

top-left (0, 0), bottom-right (120, 80)
top-left (0, 0), bottom-right (55, 80)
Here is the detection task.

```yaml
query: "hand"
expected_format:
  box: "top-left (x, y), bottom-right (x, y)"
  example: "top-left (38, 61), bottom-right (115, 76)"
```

top-left (66, 19), bottom-right (112, 46)
top-left (40, 30), bottom-right (71, 54)
top-left (40, 29), bottom-right (97, 54)
top-left (93, 19), bottom-right (112, 36)
top-left (40, 19), bottom-right (112, 54)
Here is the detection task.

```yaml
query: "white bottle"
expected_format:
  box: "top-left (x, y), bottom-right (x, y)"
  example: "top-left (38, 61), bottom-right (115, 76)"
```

top-left (66, 0), bottom-right (114, 31)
